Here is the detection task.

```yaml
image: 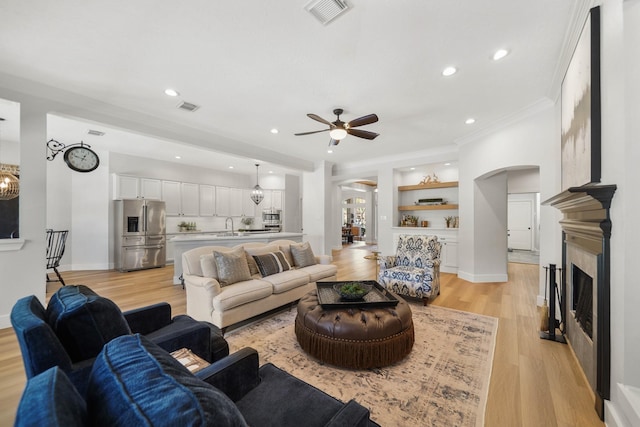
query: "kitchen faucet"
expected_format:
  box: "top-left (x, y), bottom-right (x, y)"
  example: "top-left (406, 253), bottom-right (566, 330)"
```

top-left (225, 217), bottom-right (234, 235)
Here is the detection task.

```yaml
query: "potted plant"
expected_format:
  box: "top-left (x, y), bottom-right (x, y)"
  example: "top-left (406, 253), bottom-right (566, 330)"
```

top-left (240, 217), bottom-right (254, 231)
top-left (178, 221), bottom-right (189, 232)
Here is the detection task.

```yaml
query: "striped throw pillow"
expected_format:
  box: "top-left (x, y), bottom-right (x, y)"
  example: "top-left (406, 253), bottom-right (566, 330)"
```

top-left (252, 252), bottom-right (291, 277)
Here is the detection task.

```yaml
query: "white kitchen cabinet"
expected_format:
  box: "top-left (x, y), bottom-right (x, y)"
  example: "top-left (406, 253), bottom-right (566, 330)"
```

top-left (180, 183), bottom-right (199, 216)
top-left (262, 189), bottom-right (284, 210)
top-left (162, 181), bottom-right (181, 215)
top-left (229, 188), bottom-right (243, 217)
top-left (113, 175), bottom-right (139, 199)
top-left (140, 178), bottom-right (162, 199)
top-left (242, 189), bottom-right (257, 217)
top-left (162, 181), bottom-right (199, 216)
top-left (216, 186), bottom-right (230, 217)
top-left (199, 184), bottom-right (216, 216)
top-left (113, 175), bottom-right (162, 200)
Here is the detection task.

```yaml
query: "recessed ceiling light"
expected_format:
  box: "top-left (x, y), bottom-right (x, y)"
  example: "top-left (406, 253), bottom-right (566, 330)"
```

top-left (327, 150), bottom-right (333, 154)
top-left (164, 88), bottom-right (179, 97)
top-left (493, 49), bottom-right (509, 61)
top-left (175, 156), bottom-right (181, 159)
top-left (228, 166), bottom-right (234, 169)
top-left (465, 118), bottom-right (476, 124)
top-left (410, 167), bottom-right (415, 170)
top-left (444, 162), bottom-right (451, 166)
top-left (442, 66), bottom-right (457, 77)
top-left (268, 170), bottom-right (274, 174)
top-left (270, 128), bottom-right (279, 134)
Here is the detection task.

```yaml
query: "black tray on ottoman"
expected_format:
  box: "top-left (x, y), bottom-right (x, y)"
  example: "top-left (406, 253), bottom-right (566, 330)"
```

top-left (316, 280), bottom-right (399, 309)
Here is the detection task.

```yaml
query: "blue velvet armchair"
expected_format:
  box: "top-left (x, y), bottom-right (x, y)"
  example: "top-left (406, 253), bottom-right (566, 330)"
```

top-left (15, 334), bottom-right (378, 427)
top-left (11, 285), bottom-right (228, 395)
top-left (378, 234), bottom-right (441, 305)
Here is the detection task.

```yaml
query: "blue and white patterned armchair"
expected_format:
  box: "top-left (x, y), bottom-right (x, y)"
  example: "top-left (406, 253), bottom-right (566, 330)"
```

top-left (377, 234), bottom-right (441, 305)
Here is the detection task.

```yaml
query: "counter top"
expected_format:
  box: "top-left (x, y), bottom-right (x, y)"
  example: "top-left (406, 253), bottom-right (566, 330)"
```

top-left (170, 231), bottom-right (301, 242)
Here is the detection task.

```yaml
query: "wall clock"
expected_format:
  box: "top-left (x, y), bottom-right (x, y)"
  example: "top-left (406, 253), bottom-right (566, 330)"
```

top-left (63, 145), bottom-right (100, 173)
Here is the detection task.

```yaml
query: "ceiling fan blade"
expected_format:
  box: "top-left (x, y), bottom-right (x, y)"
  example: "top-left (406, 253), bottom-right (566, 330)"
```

top-left (347, 128), bottom-right (379, 140)
top-left (294, 129), bottom-right (330, 136)
top-left (307, 113), bottom-right (334, 127)
top-left (347, 114), bottom-right (378, 128)
top-left (329, 138), bottom-right (340, 146)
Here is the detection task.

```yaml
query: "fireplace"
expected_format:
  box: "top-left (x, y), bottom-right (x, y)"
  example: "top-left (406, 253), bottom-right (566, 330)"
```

top-left (572, 264), bottom-right (593, 339)
top-left (544, 184), bottom-right (615, 420)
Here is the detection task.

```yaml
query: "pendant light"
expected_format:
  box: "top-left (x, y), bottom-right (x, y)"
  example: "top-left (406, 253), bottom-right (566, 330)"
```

top-left (0, 117), bottom-right (19, 201)
top-left (250, 163), bottom-right (264, 205)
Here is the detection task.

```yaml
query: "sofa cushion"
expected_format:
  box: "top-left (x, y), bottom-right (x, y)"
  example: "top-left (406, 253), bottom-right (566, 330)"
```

top-left (87, 334), bottom-right (247, 427)
top-left (290, 242), bottom-right (317, 268)
top-left (299, 263), bottom-right (338, 283)
top-left (213, 279), bottom-right (273, 311)
top-left (15, 367), bottom-right (87, 427)
top-left (244, 244), bottom-right (279, 275)
top-left (213, 247), bottom-right (252, 286)
top-left (200, 253), bottom-right (218, 279)
top-left (252, 251), bottom-right (291, 277)
top-left (46, 285), bottom-right (131, 363)
top-left (259, 269), bottom-right (310, 294)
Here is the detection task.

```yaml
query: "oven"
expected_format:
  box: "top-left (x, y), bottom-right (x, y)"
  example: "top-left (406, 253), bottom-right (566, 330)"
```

top-left (262, 209), bottom-right (281, 231)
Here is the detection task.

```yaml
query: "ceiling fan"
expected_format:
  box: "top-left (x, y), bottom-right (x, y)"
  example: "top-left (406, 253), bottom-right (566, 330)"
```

top-left (295, 108), bottom-right (379, 146)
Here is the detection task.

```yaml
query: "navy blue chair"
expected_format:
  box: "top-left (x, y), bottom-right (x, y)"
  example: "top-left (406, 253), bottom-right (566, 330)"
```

top-left (11, 285), bottom-right (228, 395)
top-left (15, 334), bottom-right (377, 427)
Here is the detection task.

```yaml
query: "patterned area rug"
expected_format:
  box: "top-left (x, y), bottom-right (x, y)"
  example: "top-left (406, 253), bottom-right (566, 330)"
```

top-left (225, 304), bottom-right (498, 426)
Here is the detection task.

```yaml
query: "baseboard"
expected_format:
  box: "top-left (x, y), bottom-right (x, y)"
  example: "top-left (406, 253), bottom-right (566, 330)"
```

top-left (604, 383), bottom-right (640, 427)
top-left (457, 270), bottom-right (508, 283)
top-left (0, 313), bottom-right (10, 330)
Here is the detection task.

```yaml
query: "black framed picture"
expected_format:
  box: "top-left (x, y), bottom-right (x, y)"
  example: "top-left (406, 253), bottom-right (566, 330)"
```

top-left (561, 6), bottom-right (601, 191)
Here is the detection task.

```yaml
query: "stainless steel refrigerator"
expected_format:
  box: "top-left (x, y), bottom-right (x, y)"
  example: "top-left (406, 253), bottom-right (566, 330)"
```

top-left (114, 199), bottom-right (166, 271)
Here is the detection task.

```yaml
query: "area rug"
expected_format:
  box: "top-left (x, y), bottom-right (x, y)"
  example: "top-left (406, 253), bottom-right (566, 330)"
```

top-left (225, 304), bottom-right (498, 426)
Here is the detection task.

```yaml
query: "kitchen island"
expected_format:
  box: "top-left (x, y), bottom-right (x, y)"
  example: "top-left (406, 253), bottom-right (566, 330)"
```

top-left (170, 232), bottom-right (304, 284)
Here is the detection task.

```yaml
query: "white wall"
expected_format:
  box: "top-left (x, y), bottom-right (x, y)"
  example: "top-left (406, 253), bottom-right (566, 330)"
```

top-left (0, 94), bottom-right (48, 328)
top-left (602, 0), bottom-right (640, 424)
top-left (457, 103), bottom-right (561, 286)
top-left (507, 168), bottom-right (540, 193)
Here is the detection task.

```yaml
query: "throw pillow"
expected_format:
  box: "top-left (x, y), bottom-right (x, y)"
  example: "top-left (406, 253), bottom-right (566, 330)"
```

top-left (290, 242), bottom-right (317, 268)
top-left (88, 334), bottom-right (247, 427)
top-left (252, 251), bottom-right (291, 277)
top-left (200, 253), bottom-right (217, 278)
top-left (244, 244), bottom-right (279, 276)
top-left (213, 247), bottom-right (251, 287)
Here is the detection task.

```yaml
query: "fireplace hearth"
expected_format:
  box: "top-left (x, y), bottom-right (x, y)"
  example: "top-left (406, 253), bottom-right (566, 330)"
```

top-left (544, 184), bottom-right (616, 420)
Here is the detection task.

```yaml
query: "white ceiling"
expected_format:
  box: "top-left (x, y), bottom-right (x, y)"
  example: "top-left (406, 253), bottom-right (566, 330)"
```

top-left (0, 0), bottom-right (582, 175)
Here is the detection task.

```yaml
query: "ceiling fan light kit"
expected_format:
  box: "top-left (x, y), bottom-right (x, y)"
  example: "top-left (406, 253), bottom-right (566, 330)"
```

top-left (295, 107), bottom-right (379, 147)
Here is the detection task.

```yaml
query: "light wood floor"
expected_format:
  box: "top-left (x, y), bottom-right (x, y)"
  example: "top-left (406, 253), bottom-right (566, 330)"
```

top-left (0, 245), bottom-right (604, 426)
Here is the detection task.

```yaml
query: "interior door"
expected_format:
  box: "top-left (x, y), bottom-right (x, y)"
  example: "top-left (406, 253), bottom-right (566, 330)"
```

top-left (508, 200), bottom-right (533, 250)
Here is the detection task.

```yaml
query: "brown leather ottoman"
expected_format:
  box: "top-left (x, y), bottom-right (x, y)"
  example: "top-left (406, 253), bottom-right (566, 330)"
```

top-left (295, 289), bottom-right (414, 369)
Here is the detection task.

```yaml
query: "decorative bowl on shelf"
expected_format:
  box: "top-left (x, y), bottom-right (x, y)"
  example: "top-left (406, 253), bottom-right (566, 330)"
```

top-left (333, 282), bottom-right (373, 300)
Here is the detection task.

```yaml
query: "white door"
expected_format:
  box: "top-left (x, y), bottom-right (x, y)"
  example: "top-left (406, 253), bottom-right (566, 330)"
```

top-left (508, 200), bottom-right (533, 250)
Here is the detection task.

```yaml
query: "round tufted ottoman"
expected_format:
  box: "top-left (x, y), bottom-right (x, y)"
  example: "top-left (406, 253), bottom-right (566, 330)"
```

top-left (295, 290), bottom-right (414, 369)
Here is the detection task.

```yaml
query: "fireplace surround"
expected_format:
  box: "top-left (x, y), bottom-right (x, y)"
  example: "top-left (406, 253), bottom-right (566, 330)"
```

top-left (544, 184), bottom-right (616, 420)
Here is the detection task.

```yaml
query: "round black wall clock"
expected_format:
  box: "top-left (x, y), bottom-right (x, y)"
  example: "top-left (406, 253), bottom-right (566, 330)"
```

top-left (63, 145), bottom-right (100, 172)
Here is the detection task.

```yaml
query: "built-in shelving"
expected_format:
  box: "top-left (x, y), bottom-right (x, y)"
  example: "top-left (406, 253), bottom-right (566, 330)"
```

top-left (398, 204), bottom-right (459, 211)
top-left (398, 181), bottom-right (458, 191)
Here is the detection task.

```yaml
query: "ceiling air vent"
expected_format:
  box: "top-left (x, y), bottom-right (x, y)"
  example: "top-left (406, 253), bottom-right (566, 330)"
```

top-left (177, 101), bottom-right (200, 112)
top-left (87, 129), bottom-right (105, 136)
top-left (305, 0), bottom-right (350, 25)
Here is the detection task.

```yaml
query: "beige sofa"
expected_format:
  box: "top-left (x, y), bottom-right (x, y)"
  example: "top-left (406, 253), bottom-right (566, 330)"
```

top-left (182, 240), bottom-right (337, 330)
